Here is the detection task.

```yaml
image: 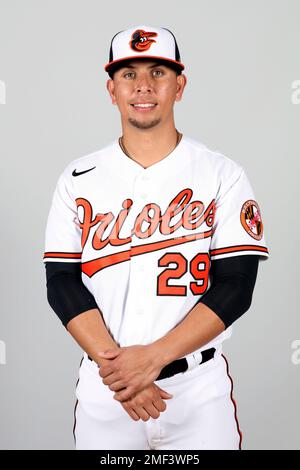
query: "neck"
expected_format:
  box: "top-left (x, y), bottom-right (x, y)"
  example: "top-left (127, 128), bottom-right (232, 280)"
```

top-left (119, 124), bottom-right (182, 167)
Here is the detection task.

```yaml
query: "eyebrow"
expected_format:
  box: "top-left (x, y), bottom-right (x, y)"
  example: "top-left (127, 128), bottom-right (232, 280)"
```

top-left (122, 62), bottom-right (164, 69)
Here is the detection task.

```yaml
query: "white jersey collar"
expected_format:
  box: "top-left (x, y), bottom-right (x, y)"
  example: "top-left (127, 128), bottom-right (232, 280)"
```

top-left (112, 134), bottom-right (186, 175)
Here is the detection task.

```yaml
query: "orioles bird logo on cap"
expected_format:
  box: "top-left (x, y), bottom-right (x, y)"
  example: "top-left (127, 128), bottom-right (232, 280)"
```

top-left (129, 29), bottom-right (158, 52)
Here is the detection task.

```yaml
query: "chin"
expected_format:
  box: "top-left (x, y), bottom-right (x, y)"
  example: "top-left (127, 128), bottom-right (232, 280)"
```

top-left (128, 118), bottom-right (161, 130)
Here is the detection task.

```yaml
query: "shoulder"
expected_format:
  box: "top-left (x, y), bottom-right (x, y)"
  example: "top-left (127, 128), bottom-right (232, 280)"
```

top-left (183, 135), bottom-right (246, 196)
top-left (183, 135), bottom-right (243, 178)
top-left (59, 140), bottom-right (116, 183)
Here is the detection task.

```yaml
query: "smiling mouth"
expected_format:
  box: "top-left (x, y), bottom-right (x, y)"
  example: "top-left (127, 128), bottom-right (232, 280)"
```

top-left (130, 103), bottom-right (157, 111)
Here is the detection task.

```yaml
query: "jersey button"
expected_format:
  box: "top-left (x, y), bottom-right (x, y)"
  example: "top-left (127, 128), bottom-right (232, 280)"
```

top-left (141, 174), bottom-right (150, 181)
top-left (136, 308), bottom-right (144, 315)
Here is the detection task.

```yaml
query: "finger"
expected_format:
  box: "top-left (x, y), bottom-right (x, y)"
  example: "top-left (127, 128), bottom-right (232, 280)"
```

top-left (114, 387), bottom-right (135, 402)
top-left (133, 407), bottom-right (151, 422)
top-left (143, 403), bottom-right (160, 420)
top-left (159, 391), bottom-right (173, 399)
top-left (98, 358), bottom-right (114, 368)
top-left (98, 367), bottom-right (114, 378)
top-left (153, 398), bottom-right (167, 412)
top-left (102, 373), bottom-right (120, 386)
top-left (108, 380), bottom-right (127, 392)
top-left (122, 402), bottom-right (140, 421)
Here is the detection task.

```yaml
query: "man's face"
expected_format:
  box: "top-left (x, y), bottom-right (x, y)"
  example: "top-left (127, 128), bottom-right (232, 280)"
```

top-left (107, 60), bottom-right (186, 130)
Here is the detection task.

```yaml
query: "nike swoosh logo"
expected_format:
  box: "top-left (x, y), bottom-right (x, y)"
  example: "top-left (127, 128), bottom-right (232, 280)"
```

top-left (72, 166), bottom-right (96, 177)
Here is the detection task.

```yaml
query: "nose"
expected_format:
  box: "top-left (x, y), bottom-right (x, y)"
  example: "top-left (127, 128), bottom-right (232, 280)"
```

top-left (135, 73), bottom-right (153, 93)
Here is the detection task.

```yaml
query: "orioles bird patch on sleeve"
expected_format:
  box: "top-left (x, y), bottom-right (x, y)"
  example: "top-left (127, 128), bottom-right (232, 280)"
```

top-left (240, 199), bottom-right (264, 240)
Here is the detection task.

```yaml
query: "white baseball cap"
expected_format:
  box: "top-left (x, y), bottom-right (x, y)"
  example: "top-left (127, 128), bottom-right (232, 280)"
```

top-left (104, 25), bottom-right (185, 78)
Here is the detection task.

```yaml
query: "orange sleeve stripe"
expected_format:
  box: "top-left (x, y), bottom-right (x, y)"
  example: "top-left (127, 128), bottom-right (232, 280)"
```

top-left (210, 245), bottom-right (269, 256)
top-left (43, 252), bottom-right (82, 260)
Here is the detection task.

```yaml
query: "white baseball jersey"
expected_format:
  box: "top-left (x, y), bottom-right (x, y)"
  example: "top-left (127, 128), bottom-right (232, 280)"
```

top-left (43, 135), bottom-right (269, 352)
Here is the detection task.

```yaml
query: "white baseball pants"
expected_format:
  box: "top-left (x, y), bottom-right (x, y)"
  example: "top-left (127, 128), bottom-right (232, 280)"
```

top-left (73, 347), bottom-right (242, 450)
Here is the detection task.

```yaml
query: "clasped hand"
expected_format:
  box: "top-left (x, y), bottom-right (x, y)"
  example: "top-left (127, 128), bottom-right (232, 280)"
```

top-left (97, 344), bottom-right (165, 402)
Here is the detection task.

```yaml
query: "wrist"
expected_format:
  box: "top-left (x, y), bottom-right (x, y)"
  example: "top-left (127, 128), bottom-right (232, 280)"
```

top-left (148, 341), bottom-right (174, 369)
top-left (93, 344), bottom-right (119, 366)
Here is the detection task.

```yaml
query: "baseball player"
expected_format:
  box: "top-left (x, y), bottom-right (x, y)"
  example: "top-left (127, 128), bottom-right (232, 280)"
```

top-left (43, 25), bottom-right (269, 450)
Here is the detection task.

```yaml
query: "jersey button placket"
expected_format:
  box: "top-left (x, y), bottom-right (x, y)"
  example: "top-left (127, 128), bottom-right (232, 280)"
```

top-left (141, 174), bottom-right (150, 182)
top-left (135, 171), bottom-right (150, 202)
top-left (133, 264), bottom-right (148, 316)
top-left (132, 173), bottom-right (151, 318)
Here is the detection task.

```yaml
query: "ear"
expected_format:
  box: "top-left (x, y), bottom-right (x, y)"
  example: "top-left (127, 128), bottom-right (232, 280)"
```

top-left (175, 74), bottom-right (187, 102)
top-left (106, 78), bottom-right (117, 105)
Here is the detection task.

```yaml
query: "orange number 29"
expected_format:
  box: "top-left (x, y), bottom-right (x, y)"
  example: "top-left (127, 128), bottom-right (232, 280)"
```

top-left (157, 252), bottom-right (210, 296)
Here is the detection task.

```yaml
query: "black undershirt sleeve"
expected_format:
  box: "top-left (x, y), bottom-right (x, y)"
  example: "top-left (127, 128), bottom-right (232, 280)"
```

top-left (198, 254), bottom-right (260, 329)
top-left (45, 254), bottom-right (259, 330)
top-left (45, 262), bottom-right (99, 328)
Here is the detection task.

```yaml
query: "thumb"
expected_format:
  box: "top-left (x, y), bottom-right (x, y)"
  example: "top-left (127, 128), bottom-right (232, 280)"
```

top-left (156, 386), bottom-right (173, 399)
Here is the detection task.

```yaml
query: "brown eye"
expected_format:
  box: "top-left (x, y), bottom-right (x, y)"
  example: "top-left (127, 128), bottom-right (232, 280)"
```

top-left (153, 70), bottom-right (163, 77)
